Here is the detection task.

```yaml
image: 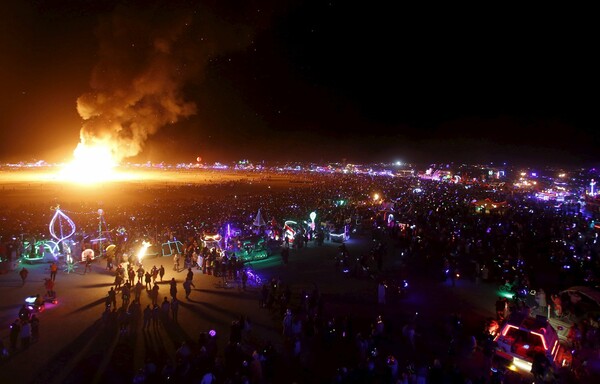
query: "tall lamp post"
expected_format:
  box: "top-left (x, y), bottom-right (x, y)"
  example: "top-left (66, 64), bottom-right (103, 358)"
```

top-left (97, 209), bottom-right (105, 258)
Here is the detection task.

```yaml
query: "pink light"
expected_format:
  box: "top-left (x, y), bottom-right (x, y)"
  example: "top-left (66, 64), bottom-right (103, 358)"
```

top-left (530, 331), bottom-right (548, 350)
top-left (551, 340), bottom-right (559, 356)
top-left (502, 324), bottom-right (518, 336)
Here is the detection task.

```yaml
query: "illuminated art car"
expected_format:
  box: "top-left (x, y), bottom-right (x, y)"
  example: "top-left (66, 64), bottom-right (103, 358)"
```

top-left (231, 235), bottom-right (269, 262)
top-left (493, 312), bottom-right (571, 375)
top-left (283, 220), bottom-right (300, 243)
top-left (202, 234), bottom-right (224, 255)
top-left (330, 224), bottom-right (350, 243)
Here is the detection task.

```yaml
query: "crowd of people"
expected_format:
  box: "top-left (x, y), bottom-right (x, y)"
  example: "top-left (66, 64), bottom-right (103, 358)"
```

top-left (2, 170), bottom-right (600, 382)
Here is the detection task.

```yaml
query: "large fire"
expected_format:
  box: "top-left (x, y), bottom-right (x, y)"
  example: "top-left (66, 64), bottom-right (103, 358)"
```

top-left (57, 142), bottom-right (126, 183)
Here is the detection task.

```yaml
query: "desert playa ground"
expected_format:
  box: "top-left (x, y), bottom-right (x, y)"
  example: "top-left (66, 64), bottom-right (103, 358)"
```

top-left (0, 168), bottom-right (312, 208)
top-left (0, 167), bottom-right (561, 384)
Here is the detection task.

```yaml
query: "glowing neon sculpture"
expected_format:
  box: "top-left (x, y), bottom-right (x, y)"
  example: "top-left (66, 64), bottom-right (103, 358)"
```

top-left (161, 240), bottom-right (183, 256)
top-left (225, 223), bottom-right (231, 248)
top-left (283, 220), bottom-right (297, 243)
top-left (23, 239), bottom-right (57, 262)
top-left (49, 205), bottom-right (76, 254)
top-left (591, 179), bottom-right (596, 196)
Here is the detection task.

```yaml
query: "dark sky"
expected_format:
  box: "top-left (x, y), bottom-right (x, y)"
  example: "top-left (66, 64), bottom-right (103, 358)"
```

top-left (0, 1), bottom-right (597, 166)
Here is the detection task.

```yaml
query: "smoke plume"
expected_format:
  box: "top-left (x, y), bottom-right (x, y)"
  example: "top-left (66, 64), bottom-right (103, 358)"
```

top-left (76, 2), bottom-right (273, 162)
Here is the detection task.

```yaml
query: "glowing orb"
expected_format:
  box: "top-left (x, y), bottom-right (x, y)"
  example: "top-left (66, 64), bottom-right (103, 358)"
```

top-left (196, 156), bottom-right (202, 162)
top-left (82, 248), bottom-right (94, 261)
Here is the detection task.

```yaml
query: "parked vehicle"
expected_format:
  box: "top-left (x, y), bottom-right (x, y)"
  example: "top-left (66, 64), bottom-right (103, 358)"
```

top-left (493, 312), bottom-right (572, 377)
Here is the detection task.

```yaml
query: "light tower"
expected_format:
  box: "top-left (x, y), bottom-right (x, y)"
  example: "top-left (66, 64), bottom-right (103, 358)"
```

top-left (97, 208), bottom-right (112, 258)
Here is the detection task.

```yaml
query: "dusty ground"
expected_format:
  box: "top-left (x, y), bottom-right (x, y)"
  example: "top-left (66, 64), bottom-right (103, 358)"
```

top-left (0, 168), bottom-right (309, 208)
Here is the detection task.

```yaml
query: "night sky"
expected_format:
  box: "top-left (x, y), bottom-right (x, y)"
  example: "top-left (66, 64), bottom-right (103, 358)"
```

top-left (0, 1), bottom-right (597, 166)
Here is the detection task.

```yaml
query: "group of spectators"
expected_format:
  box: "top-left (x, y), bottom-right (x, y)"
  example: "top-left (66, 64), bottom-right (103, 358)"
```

top-left (3, 169), bottom-right (600, 382)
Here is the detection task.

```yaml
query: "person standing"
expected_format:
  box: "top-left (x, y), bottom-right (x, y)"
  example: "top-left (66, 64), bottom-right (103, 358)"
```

top-left (137, 265), bottom-right (145, 284)
top-left (134, 280), bottom-right (144, 302)
top-left (496, 297), bottom-right (508, 321)
top-left (159, 265), bottom-right (165, 282)
top-left (50, 262), bottom-right (58, 281)
top-left (44, 278), bottom-right (55, 299)
top-left (481, 264), bottom-right (490, 282)
top-left (30, 315), bottom-right (40, 342)
top-left (142, 304), bottom-right (152, 330)
top-left (151, 283), bottom-right (160, 306)
top-left (183, 278), bottom-right (195, 300)
top-left (160, 296), bottom-right (170, 324)
top-left (241, 269), bottom-right (248, 291)
top-left (128, 265), bottom-right (136, 286)
top-left (84, 257), bottom-right (92, 274)
top-left (170, 297), bottom-right (179, 322)
top-left (281, 247), bottom-right (289, 265)
top-left (121, 283), bottom-right (131, 307)
top-left (535, 288), bottom-right (548, 315)
top-left (19, 304), bottom-right (31, 322)
top-left (108, 287), bottom-right (117, 309)
top-left (249, 350), bottom-right (263, 384)
top-left (552, 293), bottom-right (563, 318)
top-left (19, 267), bottom-right (28, 285)
top-left (145, 271), bottom-right (152, 290)
top-left (152, 304), bottom-right (160, 329)
top-left (9, 320), bottom-right (20, 351)
top-left (173, 253), bottom-right (180, 272)
top-left (169, 278), bottom-right (177, 299)
top-left (378, 281), bottom-right (386, 305)
top-left (20, 319), bottom-right (31, 349)
top-left (114, 273), bottom-right (124, 292)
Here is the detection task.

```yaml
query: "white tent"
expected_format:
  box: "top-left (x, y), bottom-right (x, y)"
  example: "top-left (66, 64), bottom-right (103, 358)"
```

top-left (253, 208), bottom-right (266, 227)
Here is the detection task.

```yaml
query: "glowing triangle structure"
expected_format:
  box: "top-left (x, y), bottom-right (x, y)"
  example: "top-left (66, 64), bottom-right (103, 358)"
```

top-left (253, 208), bottom-right (266, 227)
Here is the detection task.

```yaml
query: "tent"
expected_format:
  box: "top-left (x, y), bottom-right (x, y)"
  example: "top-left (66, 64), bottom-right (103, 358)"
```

top-left (253, 208), bottom-right (266, 227)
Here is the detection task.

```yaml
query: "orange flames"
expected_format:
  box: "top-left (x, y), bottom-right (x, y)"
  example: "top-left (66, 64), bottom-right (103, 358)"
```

top-left (57, 142), bottom-right (124, 183)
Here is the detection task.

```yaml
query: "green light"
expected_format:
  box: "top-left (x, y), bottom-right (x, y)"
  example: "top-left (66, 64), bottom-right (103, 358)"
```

top-left (498, 290), bottom-right (515, 300)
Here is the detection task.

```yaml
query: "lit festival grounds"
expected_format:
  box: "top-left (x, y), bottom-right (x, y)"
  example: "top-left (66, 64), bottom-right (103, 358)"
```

top-left (0, 167), bottom-right (394, 384)
top-left (0, 167), bottom-right (573, 384)
top-left (0, 167), bottom-right (308, 208)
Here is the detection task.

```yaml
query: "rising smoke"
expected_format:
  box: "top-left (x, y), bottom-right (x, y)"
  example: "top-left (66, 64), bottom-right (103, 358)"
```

top-left (75, 2), bottom-right (277, 162)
